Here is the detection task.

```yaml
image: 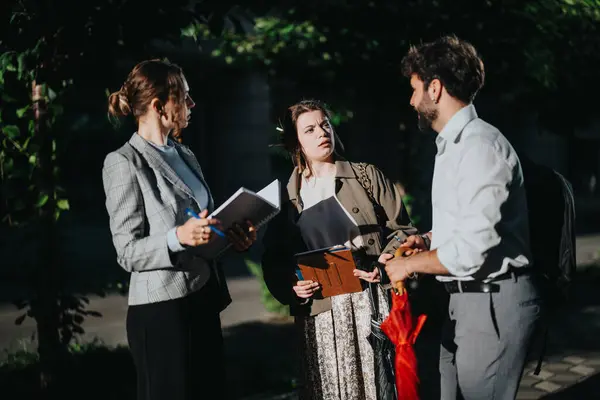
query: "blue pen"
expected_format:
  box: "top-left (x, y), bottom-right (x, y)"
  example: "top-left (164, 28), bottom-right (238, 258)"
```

top-left (185, 208), bottom-right (226, 237)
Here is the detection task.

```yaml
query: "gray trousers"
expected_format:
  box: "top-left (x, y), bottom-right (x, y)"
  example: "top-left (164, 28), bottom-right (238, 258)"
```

top-left (440, 274), bottom-right (543, 400)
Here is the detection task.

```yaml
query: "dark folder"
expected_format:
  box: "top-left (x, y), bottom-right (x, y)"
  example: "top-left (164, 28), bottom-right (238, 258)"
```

top-left (294, 246), bottom-right (363, 299)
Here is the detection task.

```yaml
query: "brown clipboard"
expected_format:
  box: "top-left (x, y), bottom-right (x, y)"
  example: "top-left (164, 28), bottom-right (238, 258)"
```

top-left (295, 246), bottom-right (363, 299)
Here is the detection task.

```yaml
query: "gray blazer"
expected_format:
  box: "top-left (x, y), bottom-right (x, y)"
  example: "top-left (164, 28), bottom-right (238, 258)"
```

top-left (102, 133), bottom-right (231, 308)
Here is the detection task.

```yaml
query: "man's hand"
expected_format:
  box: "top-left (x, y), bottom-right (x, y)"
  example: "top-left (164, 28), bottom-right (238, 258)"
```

top-left (377, 246), bottom-right (420, 265)
top-left (403, 234), bottom-right (429, 251)
top-left (384, 257), bottom-right (412, 285)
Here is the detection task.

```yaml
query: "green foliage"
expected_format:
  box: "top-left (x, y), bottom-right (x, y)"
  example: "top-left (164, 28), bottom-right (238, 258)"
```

top-left (185, 11), bottom-right (342, 76)
top-left (0, 340), bottom-right (135, 400)
top-left (220, 16), bottom-right (331, 68)
top-left (402, 193), bottom-right (421, 227)
top-left (245, 259), bottom-right (289, 316)
top-left (0, 50), bottom-right (69, 227)
top-left (0, 339), bottom-right (117, 370)
top-left (1, 347), bottom-right (40, 370)
top-left (186, 0), bottom-right (600, 131)
top-left (0, 0), bottom-right (243, 384)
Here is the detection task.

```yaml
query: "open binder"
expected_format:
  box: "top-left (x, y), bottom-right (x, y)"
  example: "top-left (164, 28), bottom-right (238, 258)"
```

top-left (295, 245), bottom-right (363, 299)
top-left (193, 179), bottom-right (281, 259)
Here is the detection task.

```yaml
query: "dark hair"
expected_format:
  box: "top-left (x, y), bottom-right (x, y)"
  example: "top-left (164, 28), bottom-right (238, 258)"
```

top-left (281, 99), bottom-right (343, 175)
top-left (108, 59), bottom-right (187, 139)
top-left (401, 35), bottom-right (485, 103)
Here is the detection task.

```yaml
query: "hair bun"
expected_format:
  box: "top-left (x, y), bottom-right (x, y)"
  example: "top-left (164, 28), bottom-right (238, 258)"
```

top-left (117, 91), bottom-right (131, 115)
top-left (108, 86), bottom-right (131, 118)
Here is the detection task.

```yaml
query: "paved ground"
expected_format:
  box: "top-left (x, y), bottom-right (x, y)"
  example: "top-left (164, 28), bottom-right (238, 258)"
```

top-left (1, 234), bottom-right (600, 399)
top-left (0, 277), bottom-right (270, 357)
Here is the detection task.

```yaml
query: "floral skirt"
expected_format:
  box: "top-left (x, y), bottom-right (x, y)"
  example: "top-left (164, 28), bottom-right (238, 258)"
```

top-left (295, 287), bottom-right (390, 400)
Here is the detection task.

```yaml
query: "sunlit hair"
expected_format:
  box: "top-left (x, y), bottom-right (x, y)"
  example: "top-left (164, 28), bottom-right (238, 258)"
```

top-left (281, 99), bottom-right (344, 177)
top-left (401, 35), bottom-right (485, 104)
top-left (108, 59), bottom-right (187, 140)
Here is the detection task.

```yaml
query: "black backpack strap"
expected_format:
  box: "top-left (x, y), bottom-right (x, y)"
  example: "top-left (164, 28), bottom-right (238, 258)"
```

top-left (533, 172), bottom-right (575, 376)
top-left (556, 171), bottom-right (576, 289)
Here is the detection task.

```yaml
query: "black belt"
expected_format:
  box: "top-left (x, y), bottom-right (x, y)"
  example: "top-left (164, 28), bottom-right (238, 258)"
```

top-left (443, 268), bottom-right (534, 294)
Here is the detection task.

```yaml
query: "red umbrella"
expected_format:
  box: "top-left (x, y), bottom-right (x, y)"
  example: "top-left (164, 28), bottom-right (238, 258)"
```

top-left (380, 247), bottom-right (428, 400)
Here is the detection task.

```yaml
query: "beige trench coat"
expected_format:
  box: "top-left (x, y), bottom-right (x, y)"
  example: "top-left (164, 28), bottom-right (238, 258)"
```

top-left (261, 160), bottom-right (417, 316)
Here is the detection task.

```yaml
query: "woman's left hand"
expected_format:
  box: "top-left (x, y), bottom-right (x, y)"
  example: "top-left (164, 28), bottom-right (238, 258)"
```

top-left (353, 267), bottom-right (380, 283)
top-left (227, 220), bottom-right (258, 252)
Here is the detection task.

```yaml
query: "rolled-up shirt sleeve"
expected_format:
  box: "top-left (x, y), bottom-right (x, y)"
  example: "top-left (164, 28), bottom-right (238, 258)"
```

top-left (436, 140), bottom-right (513, 277)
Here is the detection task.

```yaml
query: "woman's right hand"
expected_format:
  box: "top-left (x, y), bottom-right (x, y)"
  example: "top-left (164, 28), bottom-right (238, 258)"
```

top-left (293, 280), bottom-right (320, 299)
top-left (176, 209), bottom-right (222, 247)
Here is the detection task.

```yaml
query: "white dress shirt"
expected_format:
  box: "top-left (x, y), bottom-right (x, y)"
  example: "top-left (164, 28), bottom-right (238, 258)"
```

top-left (430, 105), bottom-right (532, 282)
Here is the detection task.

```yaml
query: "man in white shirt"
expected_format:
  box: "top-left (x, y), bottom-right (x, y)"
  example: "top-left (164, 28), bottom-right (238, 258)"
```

top-left (382, 36), bottom-right (543, 400)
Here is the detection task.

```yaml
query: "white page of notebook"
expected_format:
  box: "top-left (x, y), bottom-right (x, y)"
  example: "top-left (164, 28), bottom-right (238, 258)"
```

top-left (208, 179), bottom-right (280, 219)
top-left (256, 179), bottom-right (281, 209)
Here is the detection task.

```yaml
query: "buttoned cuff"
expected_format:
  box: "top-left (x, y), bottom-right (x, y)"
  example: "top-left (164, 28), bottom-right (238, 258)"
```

top-left (167, 227), bottom-right (185, 253)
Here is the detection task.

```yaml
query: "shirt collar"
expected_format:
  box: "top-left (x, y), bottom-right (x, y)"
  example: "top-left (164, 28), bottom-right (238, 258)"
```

top-left (437, 104), bottom-right (478, 149)
top-left (287, 159), bottom-right (355, 201)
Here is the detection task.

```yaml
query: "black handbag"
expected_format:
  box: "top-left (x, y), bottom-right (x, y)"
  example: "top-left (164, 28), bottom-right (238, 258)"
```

top-left (367, 281), bottom-right (397, 400)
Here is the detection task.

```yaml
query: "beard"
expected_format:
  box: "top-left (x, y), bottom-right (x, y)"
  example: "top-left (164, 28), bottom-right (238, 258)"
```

top-left (416, 102), bottom-right (438, 132)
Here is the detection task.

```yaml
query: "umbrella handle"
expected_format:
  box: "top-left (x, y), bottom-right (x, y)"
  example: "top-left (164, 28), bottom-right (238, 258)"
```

top-left (393, 280), bottom-right (405, 295)
top-left (392, 246), bottom-right (413, 295)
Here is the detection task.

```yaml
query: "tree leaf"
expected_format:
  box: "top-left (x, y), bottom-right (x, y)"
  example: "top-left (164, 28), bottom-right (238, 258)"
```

top-left (16, 52), bottom-right (26, 80)
top-left (48, 87), bottom-right (57, 101)
top-left (2, 125), bottom-right (20, 139)
top-left (16, 106), bottom-right (29, 118)
top-left (36, 193), bottom-right (49, 208)
top-left (57, 199), bottom-right (69, 210)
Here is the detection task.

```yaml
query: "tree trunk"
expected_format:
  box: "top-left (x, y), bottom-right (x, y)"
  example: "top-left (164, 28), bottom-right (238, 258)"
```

top-left (30, 77), bottom-right (65, 391)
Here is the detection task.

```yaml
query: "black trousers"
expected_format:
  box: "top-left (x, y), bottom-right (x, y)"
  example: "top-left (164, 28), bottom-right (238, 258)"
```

top-left (126, 284), bottom-right (226, 400)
